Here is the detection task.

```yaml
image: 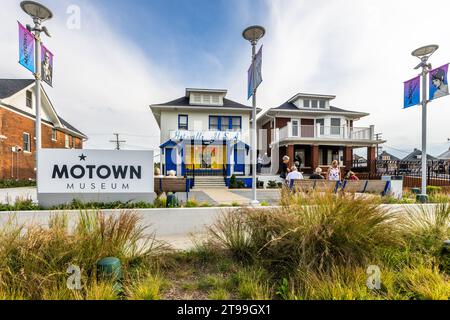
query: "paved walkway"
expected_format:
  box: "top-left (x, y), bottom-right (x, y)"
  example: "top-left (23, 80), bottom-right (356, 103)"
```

top-left (200, 188), bottom-right (250, 205)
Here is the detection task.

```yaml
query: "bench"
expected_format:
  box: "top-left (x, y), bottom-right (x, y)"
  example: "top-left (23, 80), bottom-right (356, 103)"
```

top-left (154, 178), bottom-right (190, 198)
top-left (289, 180), bottom-right (340, 193)
top-left (289, 179), bottom-right (391, 196)
top-left (341, 180), bottom-right (391, 196)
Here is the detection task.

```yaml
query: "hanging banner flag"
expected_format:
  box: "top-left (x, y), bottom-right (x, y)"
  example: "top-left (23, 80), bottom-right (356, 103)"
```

top-left (403, 76), bottom-right (420, 108)
top-left (429, 64), bottom-right (449, 101)
top-left (247, 46), bottom-right (263, 100)
top-left (41, 44), bottom-right (54, 87)
top-left (18, 22), bottom-right (35, 73)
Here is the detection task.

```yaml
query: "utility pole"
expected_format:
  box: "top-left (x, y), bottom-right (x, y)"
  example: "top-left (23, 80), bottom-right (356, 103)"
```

top-left (110, 133), bottom-right (126, 150)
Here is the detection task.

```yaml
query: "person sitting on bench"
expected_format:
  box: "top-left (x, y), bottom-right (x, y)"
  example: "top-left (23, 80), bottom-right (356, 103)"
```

top-left (309, 167), bottom-right (325, 180)
top-left (286, 166), bottom-right (304, 183)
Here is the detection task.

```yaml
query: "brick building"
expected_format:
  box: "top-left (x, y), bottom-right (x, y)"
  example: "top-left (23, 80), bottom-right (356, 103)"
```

top-left (0, 79), bottom-right (87, 180)
top-left (257, 92), bottom-right (385, 175)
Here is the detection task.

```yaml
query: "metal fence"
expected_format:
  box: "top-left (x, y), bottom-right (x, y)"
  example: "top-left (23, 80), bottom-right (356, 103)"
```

top-left (346, 160), bottom-right (450, 187)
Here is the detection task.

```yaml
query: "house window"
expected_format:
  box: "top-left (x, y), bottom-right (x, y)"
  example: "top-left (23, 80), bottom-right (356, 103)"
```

top-left (311, 100), bottom-right (318, 108)
top-left (231, 117), bottom-right (241, 131)
top-left (52, 128), bottom-right (57, 141)
top-left (303, 99), bottom-right (310, 108)
top-left (319, 100), bottom-right (326, 109)
top-left (209, 116), bottom-right (219, 130)
top-left (331, 118), bottom-right (341, 135)
top-left (23, 133), bottom-right (31, 152)
top-left (178, 115), bottom-right (188, 130)
top-left (292, 120), bottom-right (299, 136)
top-left (26, 90), bottom-right (32, 108)
top-left (71, 136), bottom-right (76, 148)
top-left (221, 117), bottom-right (230, 131)
top-left (65, 134), bottom-right (70, 148)
top-left (316, 118), bottom-right (325, 135)
top-left (209, 116), bottom-right (242, 131)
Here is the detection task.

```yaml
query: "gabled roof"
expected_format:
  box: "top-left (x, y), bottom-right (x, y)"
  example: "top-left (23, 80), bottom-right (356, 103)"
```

top-left (438, 148), bottom-right (450, 160)
top-left (274, 101), bottom-right (367, 115)
top-left (402, 149), bottom-right (437, 162)
top-left (378, 151), bottom-right (400, 161)
top-left (0, 79), bottom-right (87, 140)
top-left (152, 96), bottom-right (253, 110)
top-left (0, 79), bottom-right (34, 99)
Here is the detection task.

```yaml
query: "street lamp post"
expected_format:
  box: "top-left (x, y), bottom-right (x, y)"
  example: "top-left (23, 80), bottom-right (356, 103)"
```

top-left (243, 25), bottom-right (265, 206)
top-left (20, 1), bottom-right (53, 189)
top-left (411, 44), bottom-right (439, 203)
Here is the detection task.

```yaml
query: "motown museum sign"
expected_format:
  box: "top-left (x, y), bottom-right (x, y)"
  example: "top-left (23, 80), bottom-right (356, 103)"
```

top-left (37, 149), bottom-right (154, 207)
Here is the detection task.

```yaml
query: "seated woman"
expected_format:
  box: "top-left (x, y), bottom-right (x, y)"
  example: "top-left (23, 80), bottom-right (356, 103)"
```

top-left (346, 171), bottom-right (360, 181)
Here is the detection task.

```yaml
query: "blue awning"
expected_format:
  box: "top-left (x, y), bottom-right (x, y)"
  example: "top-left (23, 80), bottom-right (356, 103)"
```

top-left (159, 139), bottom-right (179, 149)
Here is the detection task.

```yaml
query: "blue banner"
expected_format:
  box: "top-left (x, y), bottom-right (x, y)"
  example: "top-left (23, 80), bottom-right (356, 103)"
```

top-left (18, 22), bottom-right (35, 73)
top-left (403, 76), bottom-right (420, 108)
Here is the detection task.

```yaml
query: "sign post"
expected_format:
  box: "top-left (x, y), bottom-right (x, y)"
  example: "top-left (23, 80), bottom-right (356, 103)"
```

top-left (407, 45), bottom-right (449, 202)
top-left (20, 1), bottom-right (53, 194)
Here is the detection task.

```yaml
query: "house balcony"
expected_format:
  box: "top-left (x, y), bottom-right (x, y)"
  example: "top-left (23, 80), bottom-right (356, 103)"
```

top-left (169, 130), bottom-right (243, 142)
top-left (273, 123), bottom-right (382, 146)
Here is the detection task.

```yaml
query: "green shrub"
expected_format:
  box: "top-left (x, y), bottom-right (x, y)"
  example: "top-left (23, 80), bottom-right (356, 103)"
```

top-left (229, 175), bottom-right (237, 189)
top-left (0, 180), bottom-right (36, 189)
top-left (232, 268), bottom-right (271, 300)
top-left (267, 181), bottom-right (277, 189)
top-left (126, 273), bottom-right (164, 300)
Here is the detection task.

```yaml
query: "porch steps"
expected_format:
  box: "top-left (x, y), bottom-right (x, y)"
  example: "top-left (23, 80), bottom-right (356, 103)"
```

top-left (192, 177), bottom-right (227, 190)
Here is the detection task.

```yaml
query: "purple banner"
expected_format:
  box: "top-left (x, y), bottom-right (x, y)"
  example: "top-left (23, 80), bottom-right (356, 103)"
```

top-left (41, 44), bottom-right (54, 87)
top-left (429, 64), bottom-right (449, 101)
top-left (18, 22), bottom-right (35, 73)
top-left (403, 76), bottom-right (420, 108)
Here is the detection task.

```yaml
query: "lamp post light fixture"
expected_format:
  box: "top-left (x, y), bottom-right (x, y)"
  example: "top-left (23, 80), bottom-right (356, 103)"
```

top-left (242, 25), bottom-right (265, 206)
top-left (20, 1), bottom-right (53, 188)
top-left (411, 44), bottom-right (439, 203)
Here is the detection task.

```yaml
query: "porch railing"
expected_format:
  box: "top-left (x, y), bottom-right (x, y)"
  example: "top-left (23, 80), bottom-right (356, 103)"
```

top-left (275, 124), bottom-right (375, 142)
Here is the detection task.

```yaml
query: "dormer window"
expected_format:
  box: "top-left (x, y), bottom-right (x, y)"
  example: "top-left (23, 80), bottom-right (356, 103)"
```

top-left (190, 92), bottom-right (223, 106)
top-left (311, 100), bottom-right (318, 108)
top-left (319, 100), bottom-right (326, 109)
top-left (303, 99), bottom-right (310, 108)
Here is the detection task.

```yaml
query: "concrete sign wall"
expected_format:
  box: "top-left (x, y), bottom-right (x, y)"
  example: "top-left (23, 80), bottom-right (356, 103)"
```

top-left (38, 149), bottom-right (155, 207)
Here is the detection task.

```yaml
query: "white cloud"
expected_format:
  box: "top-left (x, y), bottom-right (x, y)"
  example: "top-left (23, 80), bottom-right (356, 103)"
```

top-left (1, 0), bottom-right (181, 152)
top-left (226, 0), bottom-right (450, 157)
top-left (2, 0), bottom-right (449, 158)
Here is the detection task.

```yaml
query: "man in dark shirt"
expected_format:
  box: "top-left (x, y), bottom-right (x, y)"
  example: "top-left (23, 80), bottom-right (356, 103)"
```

top-left (309, 167), bottom-right (324, 180)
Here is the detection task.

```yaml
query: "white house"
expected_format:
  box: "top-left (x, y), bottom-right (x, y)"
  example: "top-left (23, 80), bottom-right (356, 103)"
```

top-left (150, 88), bottom-right (259, 187)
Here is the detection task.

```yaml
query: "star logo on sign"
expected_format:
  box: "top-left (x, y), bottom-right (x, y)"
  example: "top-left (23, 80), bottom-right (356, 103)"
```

top-left (79, 154), bottom-right (87, 161)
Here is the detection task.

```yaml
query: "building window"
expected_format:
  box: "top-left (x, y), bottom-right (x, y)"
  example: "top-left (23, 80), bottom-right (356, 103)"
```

top-left (292, 120), bottom-right (299, 136)
top-left (316, 118), bottom-right (325, 135)
top-left (319, 100), bottom-right (326, 109)
top-left (26, 90), bottom-right (32, 108)
top-left (331, 118), bottom-right (341, 135)
top-left (52, 128), bottom-right (57, 141)
top-left (221, 117), bottom-right (230, 131)
top-left (209, 116), bottom-right (219, 130)
top-left (232, 117), bottom-right (241, 131)
top-left (71, 136), bottom-right (76, 148)
top-left (65, 134), bottom-right (70, 148)
top-left (303, 99), bottom-right (310, 108)
top-left (178, 115), bottom-right (188, 130)
top-left (209, 116), bottom-right (242, 131)
top-left (311, 100), bottom-right (318, 108)
top-left (23, 133), bottom-right (31, 152)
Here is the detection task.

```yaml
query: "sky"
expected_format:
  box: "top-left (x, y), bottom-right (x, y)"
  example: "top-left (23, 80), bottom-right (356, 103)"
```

top-left (1, 0), bottom-right (449, 158)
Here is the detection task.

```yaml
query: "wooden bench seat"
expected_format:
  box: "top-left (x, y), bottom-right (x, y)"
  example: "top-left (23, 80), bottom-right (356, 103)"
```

top-left (154, 178), bottom-right (190, 196)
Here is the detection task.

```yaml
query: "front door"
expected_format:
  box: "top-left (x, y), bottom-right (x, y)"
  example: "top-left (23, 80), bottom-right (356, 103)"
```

top-left (165, 148), bottom-right (177, 174)
top-left (234, 144), bottom-right (245, 173)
